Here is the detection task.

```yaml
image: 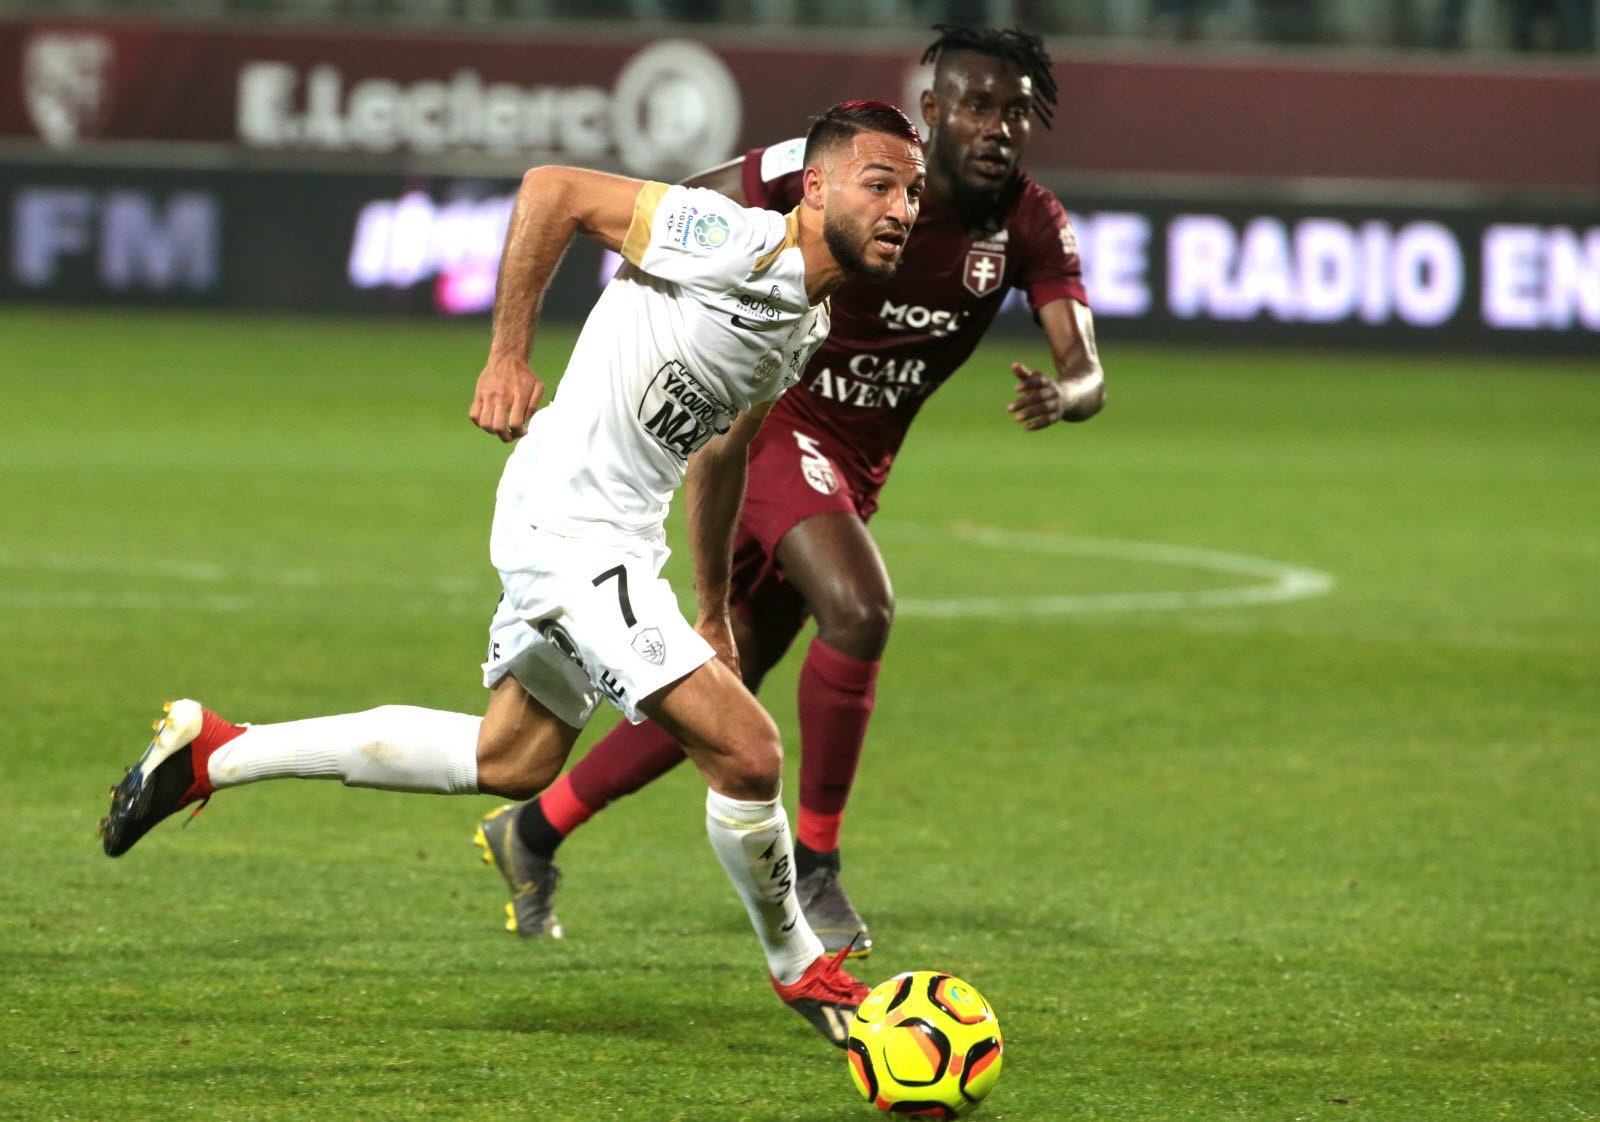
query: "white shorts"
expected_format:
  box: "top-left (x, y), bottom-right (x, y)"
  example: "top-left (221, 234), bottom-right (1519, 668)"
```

top-left (482, 512), bottom-right (713, 727)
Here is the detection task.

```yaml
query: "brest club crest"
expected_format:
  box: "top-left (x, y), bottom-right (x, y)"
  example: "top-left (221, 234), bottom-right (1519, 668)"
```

top-left (23, 32), bottom-right (114, 147)
top-left (962, 248), bottom-right (1005, 298)
top-left (632, 627), bottom-right (666, 665)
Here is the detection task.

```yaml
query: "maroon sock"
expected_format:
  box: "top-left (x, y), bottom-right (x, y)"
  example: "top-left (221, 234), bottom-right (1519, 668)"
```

top-left (795, 637), bottom-right (880, 854)
top-left (566, 716), bottom-right (688, 818)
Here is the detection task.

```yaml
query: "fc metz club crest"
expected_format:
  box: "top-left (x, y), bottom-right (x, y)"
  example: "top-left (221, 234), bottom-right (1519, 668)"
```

top-left (962, 248), bottom-right (1005, 298)
top-left (23, 32), bottom-right (114, 147)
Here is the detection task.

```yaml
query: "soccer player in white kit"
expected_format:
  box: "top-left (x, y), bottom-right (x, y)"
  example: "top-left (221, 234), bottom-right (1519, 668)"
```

top-left (99, 101), bottom-right (927, 1048)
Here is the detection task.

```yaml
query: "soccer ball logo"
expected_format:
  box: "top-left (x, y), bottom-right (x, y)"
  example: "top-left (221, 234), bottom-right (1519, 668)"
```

top-left (692, 213), bottom-right (730, 249)
top-left (847, 971), bottom-right (1003, 1118)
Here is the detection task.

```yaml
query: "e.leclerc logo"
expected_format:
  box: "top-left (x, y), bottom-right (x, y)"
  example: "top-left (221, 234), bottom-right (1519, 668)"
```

top-left (236, 38), bottom-right (741, 177)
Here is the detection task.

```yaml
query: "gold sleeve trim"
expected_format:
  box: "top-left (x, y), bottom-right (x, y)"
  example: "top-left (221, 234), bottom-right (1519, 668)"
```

top-left (622, 181), bottom-right (670, 266)
top-left (752, 208), bottom-right (801, 274)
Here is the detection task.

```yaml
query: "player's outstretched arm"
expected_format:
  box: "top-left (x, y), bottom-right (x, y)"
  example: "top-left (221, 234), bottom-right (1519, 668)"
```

top-left (683, 401), bottom-right (776, 671)
top-left (469, 167), bottom-right (649, 442)
top-left (1008, 297), bottom-right (1107, 432)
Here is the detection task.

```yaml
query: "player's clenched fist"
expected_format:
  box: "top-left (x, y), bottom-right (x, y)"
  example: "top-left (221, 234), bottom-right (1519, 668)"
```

top-left (470, 355), bottom-right (545, 442)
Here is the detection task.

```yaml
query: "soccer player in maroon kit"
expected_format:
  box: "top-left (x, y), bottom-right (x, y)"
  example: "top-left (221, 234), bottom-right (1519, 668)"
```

top-left (475, 25), bottom-right (1106, 955)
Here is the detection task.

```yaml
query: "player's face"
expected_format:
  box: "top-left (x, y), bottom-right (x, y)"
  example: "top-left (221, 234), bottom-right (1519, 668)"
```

top-left (922, 53), bottom-right (1035, 204)
top-left (821, 131), bottom-right (926, 283)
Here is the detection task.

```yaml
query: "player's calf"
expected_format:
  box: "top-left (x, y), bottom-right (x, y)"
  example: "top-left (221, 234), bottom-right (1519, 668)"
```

top-left (474, 679), bottom-right (581, 799)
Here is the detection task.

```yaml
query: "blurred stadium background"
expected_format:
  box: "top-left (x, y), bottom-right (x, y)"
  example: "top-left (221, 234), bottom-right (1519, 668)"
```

top-left (2, 0), bottom-right (1596, 347)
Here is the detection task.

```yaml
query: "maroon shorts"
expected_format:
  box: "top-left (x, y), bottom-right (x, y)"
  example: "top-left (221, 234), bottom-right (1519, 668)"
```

top-left (729, 422), bottom-right (882, 642)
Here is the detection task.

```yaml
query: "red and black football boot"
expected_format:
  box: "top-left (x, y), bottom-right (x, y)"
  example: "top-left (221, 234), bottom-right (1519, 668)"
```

top-left (771, 939), bottom-right (870, 1048)
top-left (101, 699), bottom-right (244, 857)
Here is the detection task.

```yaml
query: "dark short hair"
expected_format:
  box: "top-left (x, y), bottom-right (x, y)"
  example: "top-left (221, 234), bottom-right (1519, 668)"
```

top-left (802, 99), bottom-right (923, 168)
top-left (921, 24), bottom-right (1058, 128)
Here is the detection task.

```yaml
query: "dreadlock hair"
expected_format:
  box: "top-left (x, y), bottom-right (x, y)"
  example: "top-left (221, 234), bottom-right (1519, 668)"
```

top-left (803, 99), bottom-right (924, 168)
top-left (920, 23), bottom-right (1058, 129)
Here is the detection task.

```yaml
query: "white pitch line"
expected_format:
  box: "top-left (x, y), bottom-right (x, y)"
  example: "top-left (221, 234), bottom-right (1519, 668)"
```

top-left (881, 525), bottom-right (1334, 619)
top-left (0, 550), bottom-right (484, 599)
top-left (0, 527), bottom-right (1334, 621)
top-left (0, 552), bottom-right (233, 582)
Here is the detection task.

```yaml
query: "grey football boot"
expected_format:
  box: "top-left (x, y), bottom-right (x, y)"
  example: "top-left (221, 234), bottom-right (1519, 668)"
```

top-left (474, 804), bottom-right (564, 939)
top-left (796, 850), bottom-right (872, 958)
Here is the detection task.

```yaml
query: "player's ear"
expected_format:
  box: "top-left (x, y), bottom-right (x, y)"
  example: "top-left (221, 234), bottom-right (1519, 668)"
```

top-left (801, 164), bottom-right (827, 210)
top-left (920, 89), bottom-right (939, 129)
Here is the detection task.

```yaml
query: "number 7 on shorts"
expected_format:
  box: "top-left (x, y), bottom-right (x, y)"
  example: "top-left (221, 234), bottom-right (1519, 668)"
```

top-left (592, 565), bottom-right (637, 627)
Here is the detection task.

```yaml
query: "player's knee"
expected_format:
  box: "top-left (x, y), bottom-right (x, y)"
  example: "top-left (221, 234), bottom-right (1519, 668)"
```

top-left (721, 756), bottom-right (781, 802)
top-left (815, 589), bottom-right (894, 660)
top-left (718, 719), bottom-right (783, 800)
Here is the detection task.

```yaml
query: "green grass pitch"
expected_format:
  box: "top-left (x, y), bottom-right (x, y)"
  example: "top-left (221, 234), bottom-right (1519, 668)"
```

top-left (0, 308), bottom-right (1595, 1121)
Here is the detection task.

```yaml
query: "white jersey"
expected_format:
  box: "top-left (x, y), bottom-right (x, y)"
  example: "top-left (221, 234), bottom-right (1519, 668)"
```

top-left (498, 182), bottom-right (831, 544)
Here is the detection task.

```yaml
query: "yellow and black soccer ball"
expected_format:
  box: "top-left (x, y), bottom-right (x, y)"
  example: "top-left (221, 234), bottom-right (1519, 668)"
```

top-left (846, 971), bottom-right (1004, 1118)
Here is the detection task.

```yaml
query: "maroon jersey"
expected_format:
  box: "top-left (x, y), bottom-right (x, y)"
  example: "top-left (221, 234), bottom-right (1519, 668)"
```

top-left (741, 139), bottom-right (1088, 489)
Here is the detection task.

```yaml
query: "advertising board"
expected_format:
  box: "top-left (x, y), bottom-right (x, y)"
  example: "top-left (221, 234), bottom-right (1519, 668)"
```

top-left (4, 17), bottom-right (1599, 191)
top-left (5, 163), bottom-right (1595, 352)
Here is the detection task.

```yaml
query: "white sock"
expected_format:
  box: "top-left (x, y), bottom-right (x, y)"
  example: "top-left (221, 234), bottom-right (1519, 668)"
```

top-left (704, 787), bottom-right (824, 985)
top-left (207, 706), bottom-right (480, 794)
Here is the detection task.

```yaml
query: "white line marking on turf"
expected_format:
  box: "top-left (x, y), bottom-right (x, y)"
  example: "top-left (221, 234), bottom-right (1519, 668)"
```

top-left (0, 527), bottom-right (1333, 621)
top-left (0, 550), bottom-right (481, 599)
top-left (879, 525), bottom-right (1334, 619)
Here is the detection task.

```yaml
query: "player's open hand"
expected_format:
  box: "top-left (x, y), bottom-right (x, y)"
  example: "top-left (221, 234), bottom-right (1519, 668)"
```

top-left (470, 356), bottom-right (545, 443)
top-left (1006, 362), bottom-right (1069, 431)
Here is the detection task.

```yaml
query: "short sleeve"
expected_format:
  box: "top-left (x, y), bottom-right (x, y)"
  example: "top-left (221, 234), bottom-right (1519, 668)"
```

top-left (742, 138), bottom-right (807, 214)
top-left (1017, 182), bottom-right (1090, 311)
top-left (621, 183), bottom-right (783, 294)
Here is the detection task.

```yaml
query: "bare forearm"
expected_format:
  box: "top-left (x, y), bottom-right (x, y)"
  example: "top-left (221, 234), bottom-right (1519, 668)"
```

top-left (1054, 364), bottom-right (1105, 423)
top-left (488, 167), bottom-right (581, 362)
top-left (684, 446), bottom-right (747, 618)
top-left (1052, 300), bottom-right (1106, 422)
